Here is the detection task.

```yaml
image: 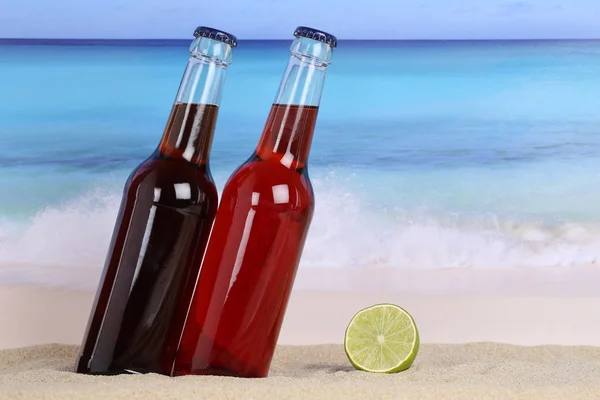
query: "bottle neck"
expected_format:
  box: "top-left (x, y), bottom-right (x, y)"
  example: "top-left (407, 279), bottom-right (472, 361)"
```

top-left (273, 48), bottom-right (328, 107)
top-left (158, 38), bottom-right (232, 166)
top-left (256, 38), bottom-right (332, 170)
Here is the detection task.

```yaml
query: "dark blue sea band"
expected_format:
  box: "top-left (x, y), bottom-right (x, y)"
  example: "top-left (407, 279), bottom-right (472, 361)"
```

top-left (294, 26), bottom-right (338, 48)
top-left (193, 26), bottom-right (238, 48)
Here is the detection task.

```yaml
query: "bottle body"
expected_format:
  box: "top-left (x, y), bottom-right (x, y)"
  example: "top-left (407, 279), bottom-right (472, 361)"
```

top-left (76, 104), bottom-right (219, 375)
top-left (175, 150), bottom-right (314, 377)
top-left (173, 37), bottom-right (333, 375)
top-left (76, 28), bottom-right (237, 375)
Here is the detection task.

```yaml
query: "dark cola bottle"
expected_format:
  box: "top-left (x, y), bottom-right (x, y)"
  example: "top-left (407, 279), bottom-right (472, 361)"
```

top-left (75, 26), bottom-right (237, 375)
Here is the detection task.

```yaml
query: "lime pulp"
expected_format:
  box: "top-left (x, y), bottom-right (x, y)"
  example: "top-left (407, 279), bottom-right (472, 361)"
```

top-left (344, 303), bottom-right (420, 373)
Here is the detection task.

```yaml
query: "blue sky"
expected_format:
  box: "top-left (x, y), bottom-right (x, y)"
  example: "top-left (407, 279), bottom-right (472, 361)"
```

top-left (1, 0), bottom-right (599, 39)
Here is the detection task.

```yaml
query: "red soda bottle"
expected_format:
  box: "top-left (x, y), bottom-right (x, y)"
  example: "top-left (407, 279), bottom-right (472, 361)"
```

top-left (75, 26), bottom-right (237, 375)
top-left (173, 26), bottom-right (337, 378)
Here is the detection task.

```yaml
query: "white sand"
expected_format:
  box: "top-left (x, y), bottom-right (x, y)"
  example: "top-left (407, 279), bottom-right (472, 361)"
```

top-left (2, 343), bottom-right (600, 399)
top-left (1, 266), bottom-right (600, 399)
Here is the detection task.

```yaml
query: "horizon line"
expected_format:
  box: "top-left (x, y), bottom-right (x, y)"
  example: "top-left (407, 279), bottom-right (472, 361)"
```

top-left (2, 37), bottom-right (600, 42)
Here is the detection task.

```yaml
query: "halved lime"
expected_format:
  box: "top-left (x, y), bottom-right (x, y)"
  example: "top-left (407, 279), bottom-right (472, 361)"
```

top-left (344, 303), bottom-right (419, 373)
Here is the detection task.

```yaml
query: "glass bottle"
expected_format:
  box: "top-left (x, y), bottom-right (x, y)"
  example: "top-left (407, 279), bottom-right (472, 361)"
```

top-left (173, 26), bottom-right (337, 378)
top-left (75, 26), bottom-right (237, 375)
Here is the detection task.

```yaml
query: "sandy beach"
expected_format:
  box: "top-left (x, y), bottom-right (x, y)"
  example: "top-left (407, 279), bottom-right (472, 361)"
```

top-left (2, 267), bottom-right (600, 399)
top-left (3, 342), bottom-right (600, 400)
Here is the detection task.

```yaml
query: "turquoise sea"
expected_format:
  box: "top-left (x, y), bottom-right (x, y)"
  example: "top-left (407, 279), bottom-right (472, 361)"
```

top-left (1, 39), bottom-right (599, 286)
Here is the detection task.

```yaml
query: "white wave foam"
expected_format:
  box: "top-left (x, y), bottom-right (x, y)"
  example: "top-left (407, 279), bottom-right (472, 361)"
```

top-left (304, 175), bottom-right (600, 269)
top-left (0, 180), bottom-right (598, 288)
top-left (0, 188), bottom-right (120, 269)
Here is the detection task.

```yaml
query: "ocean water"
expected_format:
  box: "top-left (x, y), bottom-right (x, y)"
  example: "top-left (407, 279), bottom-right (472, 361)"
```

top-left (1, 39), bottom-right (599, 287)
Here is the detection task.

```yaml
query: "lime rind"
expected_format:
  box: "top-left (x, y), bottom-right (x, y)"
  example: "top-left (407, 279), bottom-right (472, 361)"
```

top-left (344, 303), bottom-right (420, 373)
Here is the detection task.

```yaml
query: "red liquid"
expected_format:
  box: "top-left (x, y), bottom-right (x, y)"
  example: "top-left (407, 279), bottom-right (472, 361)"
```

top-left (76, 103), bottom-right (219, 375)
top-left (173, 104), bottom-right (318, 378)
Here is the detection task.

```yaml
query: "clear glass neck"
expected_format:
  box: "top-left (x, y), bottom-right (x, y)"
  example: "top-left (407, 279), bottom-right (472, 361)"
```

top-left (175, 37), bottom-right (233, 106)
top-left (273, 37), bottom-right (333, 107)
top-left (255, 38), bottom-right (333, 170)
top-left (157, 38), bottom-right (233, 166)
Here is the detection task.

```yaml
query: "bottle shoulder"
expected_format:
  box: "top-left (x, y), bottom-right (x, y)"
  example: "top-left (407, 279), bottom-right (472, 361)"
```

top-left (222, 158), bottom-right (314, 211)
top-left (123, 156), bottom-right (218, 206)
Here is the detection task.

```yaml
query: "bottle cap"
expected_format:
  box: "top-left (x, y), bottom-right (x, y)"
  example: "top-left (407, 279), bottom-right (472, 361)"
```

top-left (293, 26), bottom-right (337, 48)
top-left (193, 26), bottom-right (238, 48)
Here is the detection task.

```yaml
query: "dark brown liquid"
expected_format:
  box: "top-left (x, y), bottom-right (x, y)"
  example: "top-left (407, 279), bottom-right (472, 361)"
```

top-left (173, 104), bottom-right (317, 378)
top-left (76, 103), bottom-right (219, 375)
